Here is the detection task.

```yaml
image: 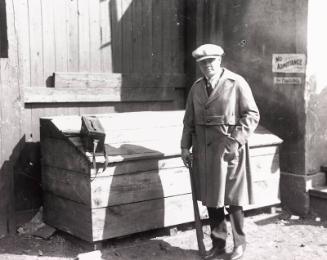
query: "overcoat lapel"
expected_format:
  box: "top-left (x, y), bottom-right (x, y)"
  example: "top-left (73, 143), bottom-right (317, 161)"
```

top-left (205, 69), bottom-right (232, 106)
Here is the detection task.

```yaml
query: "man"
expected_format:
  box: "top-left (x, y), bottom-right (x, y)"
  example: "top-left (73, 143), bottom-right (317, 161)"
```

top-left (181, 44), bottom-right (260, 259)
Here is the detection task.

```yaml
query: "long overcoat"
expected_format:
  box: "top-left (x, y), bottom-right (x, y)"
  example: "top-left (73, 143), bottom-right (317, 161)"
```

top-left (181, 68), bottom-right (260, 208)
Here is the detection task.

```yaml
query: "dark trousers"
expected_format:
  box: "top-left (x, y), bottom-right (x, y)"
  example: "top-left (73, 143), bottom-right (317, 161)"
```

top-left (207, 205), bottom-right (245, 248)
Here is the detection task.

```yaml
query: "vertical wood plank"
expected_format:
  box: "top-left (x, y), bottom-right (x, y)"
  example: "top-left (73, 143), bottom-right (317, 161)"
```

top-left (110, 0), bottom-right (122, 72)
top-left (13, 0), bottom-right (31, 87)
top-left (184, 0), bottom-right (197, 92)
top-left (67, 0), bottom-right (79, 72)
top-left (122, 0), bottom-right (133, 73)
top-left (0, 0), bottom-right (23, 235)
top-left (0, 0), bottom-right (8, 58)
top-left (196, 0), bottom-right (205, 47)
top-left (152, 0), bottom-right (162, 73)
top-left (26, 0), bottom-right (43, 144)
top-left (176, 0), bottom-right (185, 73)
top-left (170, 0), bottom-right (179, 72)
top-left (89, 0), bottom-right (101, 72)
top-left (141, 0), bottom-right (152, 72)
top-left (0, 57), bottom-right (2, 210)
top-left (195, 0), bottom-right (205, 78)
top-left (38, 0), bottom-right (75, 143)
top-left (41, 0), bottom-right (56, 82)
top-left (132, 0), bottom-right (142, 72)
top-left (100, 0), bottom-right (112, 72)
top-left (208, 0), bottom-right (224, 45)
top-left (13, 0), bottom-right (32, 139)
top-left (28, 0), bottom-right (44, 85)
top-left (53, 0), bottom-right (68, 72)
top-left (162, 0), bottom-right (172, 72)
top-left (78, 0), bottom-right (90, 71)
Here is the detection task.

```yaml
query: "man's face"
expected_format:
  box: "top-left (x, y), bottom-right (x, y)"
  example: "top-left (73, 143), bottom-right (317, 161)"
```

top-left (198, 57), bottom-right (222, 78)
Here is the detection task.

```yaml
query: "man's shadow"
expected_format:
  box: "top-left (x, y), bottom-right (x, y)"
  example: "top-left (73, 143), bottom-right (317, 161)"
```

top-left (99, 143), bottom-right (166, 240)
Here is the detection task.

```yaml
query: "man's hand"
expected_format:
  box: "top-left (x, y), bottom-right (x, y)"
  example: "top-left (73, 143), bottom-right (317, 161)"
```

top-left (181, 148), bottom-right (192, 168)
top-left (224, 137), bottom-right (240, 161)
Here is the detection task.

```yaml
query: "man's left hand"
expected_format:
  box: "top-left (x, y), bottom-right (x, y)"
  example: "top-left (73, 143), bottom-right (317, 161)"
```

top-left (224, 137), bottom-right (240, 161)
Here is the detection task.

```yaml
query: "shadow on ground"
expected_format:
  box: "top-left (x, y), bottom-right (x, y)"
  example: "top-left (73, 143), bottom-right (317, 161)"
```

top-left (1, 207), bottom-right (327, 259)
top-left (0, 224), bottom-right (207, 260)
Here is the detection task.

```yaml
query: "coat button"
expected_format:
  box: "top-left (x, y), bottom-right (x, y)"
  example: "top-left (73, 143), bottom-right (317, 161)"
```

top-left (207, 119), bottom-right (211, 123)
top-left (207, 142), bottom-right (211, 146)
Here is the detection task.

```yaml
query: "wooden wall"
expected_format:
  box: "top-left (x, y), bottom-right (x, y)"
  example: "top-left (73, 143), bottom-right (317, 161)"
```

top-left (16, 0), bottom-right (186, 141)
top-left (0, 0), bottom-right (188, 236)
top-left (0, 0), bottom-right (22, 236)
top-left (0, 0), bottom-right (7, 58)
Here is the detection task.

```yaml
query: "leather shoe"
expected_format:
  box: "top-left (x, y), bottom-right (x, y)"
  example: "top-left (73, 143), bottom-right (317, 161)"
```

top-left (204, 246), bottom-right (225, 259)
top-left (231, 244), bottom-right (246, 260)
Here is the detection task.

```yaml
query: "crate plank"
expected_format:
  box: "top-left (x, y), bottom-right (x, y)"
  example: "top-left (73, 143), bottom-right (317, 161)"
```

top-left (250, 175), bottom-right (281, 207)
top-left (43, 192), bottom-right (207, 242)
top-left (248, 125), bottom-right (283, 147)
top-left (42, 152), bottom-right (280, 209)
top-left (42, 110), bottom-right (184, 133)
top-left (249, 146), bottom-right (279, 157)
top-left (91, 157), bottom-right (185, 177)
top-left (42, 166), bottom-right (191, 208)
top-left (43, 193), bottom-right (92, 242)
top-left (91, 193), bottom-right (200, 241)
top-left (41, 138), bottom-right (90, 174)
top-left (102, 126), bottom-right (183, 145)
top-left (250, 153), bottom-right (280, 181)
top-left (42, 136), bottom-right (184, 176)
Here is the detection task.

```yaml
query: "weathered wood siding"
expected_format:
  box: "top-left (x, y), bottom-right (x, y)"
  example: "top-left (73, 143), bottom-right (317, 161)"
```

top-left (15, 0), bottom-right (186, 141)
top-left (0, 0), bottom-right (187, 236)
top-left (0, 0), bottom-right (22, 236)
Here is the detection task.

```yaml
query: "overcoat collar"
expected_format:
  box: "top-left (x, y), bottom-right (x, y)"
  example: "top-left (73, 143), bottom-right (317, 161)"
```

top-left (204, 68), bottom-right (236, 106)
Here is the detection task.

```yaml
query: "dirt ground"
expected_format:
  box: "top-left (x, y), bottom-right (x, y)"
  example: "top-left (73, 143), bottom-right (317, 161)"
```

top-left (0, 207), bottom-right (327, 260)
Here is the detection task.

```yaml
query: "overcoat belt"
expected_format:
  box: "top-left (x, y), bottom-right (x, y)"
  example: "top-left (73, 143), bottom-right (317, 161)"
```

top-left (181, 69), bottom-right (260, 208)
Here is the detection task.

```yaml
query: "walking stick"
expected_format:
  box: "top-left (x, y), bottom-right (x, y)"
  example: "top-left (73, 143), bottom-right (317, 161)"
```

top-left (245, 143), bottom-right (254, 204)
top-left (188, 163), bottom-right (206, 258)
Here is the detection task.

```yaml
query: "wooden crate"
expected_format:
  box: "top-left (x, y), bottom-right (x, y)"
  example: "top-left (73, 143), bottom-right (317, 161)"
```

top-left (40, 110), bottom-right (282, 242)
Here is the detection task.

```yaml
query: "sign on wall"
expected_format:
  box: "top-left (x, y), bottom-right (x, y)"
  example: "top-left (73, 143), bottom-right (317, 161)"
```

top-left (273, 77), bottom-right (302, 85)
top-left (272, 54), bottom-right (306, 73)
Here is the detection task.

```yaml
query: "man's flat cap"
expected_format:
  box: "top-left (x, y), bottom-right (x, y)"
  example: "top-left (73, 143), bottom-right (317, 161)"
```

top-left (192, 44), bottom-right (224, 62)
